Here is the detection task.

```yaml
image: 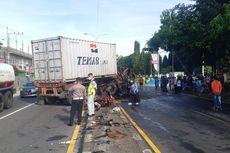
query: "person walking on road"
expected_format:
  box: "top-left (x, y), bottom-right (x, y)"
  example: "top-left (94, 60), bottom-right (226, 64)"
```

top-left (161, 76), bottom-right (168, 92)
top-left (155, 77), bottom-right (159, 90)
top-left (87, 73), bottom-right (97, 116)
top-left (68, 77), bottom-right (86, 126)
top-left (128, 80), bottom-right (140, 106)
top-left (211, 76), bottom-right (223, 112)
top-left (175, 76), bottom-right (182, 94)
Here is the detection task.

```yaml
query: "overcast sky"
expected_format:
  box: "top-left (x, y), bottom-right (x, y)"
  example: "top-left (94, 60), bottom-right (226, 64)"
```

top-left (0, 0), bottom-right (193, 55)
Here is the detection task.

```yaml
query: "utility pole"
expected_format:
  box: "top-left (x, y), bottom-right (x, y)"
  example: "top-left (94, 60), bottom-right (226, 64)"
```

top-left (14, 32), bottom-right (23, 50)
top-left (202, 51), bottom-right (205, 76)
top-left (172, 51), bottom-right (174, 76)
top-left (158, 53), bottom-right (160, 76)
top-left (150, 60), bottom-right (152, 76)
top-left (21, 40), bottom-right (24, 51)
top-left (27, 43), bottom-right (30, 54)
top-left (5, 26), bottom-right (9, 63)
top-left (6, 26), bottom-right (9, 48)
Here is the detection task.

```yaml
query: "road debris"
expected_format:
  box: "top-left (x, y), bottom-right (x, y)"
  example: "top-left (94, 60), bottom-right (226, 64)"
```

top-left (59, 140), bottom-right (70, 144)
top-left (111, 106), bottom-right (121, 113)
top-left (46, 135), bottom-right (68, 141)
top-left (106, 130), bottom-right (127, 139)
top-left (84, 134), bottom-right (93, 143)
top-left (92, 150), bottom-right (106, 153)
top-left (143, 149), bottom-right (153, 153)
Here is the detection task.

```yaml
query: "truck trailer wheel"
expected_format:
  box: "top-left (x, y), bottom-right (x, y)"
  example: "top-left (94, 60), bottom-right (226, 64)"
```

top-left (37, 95), bottom-right (45, 105)
top-left (44, 97), bottom-right (57, 105)
top-left (0, 93), bottom-right (4, 112)
top-left (106, 82), bottom-right (118, 95)
top-left (4, 91), bottom-right (13, 109)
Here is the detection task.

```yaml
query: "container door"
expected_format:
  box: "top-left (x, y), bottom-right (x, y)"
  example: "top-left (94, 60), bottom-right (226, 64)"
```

top-left (33, 39), bottom-right (62, 81)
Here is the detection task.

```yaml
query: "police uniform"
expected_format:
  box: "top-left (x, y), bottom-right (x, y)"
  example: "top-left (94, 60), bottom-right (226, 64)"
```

top-left (87, 80), bottom-right (97, 116)
top-left (68, 83), bottom-right (86, 126)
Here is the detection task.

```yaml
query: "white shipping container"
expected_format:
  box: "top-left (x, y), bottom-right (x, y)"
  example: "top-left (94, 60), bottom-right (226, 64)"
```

top-left (31, 36), bottom-right (117, 82)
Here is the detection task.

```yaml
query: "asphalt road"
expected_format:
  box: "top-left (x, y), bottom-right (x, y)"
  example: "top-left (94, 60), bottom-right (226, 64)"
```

top-left (0, 94), bottom-right (74, 153)
top-left (122, 86), bottom-right (230, 153)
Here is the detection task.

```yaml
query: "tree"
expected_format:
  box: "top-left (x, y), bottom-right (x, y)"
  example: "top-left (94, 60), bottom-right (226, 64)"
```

top-left (161, 55), bottom-right (168, 69)
top-left (134, 40), bottom-right (140, 54)
top-left (117, 55), bottom-right (133, 69)
top-left (209, 3), bottom-right (230, 72)
top-left (147, 1), bottom-right (230, 74)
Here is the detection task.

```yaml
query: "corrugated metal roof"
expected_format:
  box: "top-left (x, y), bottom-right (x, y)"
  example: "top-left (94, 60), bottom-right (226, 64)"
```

top-left (0, 47), bottom-right (32, 59)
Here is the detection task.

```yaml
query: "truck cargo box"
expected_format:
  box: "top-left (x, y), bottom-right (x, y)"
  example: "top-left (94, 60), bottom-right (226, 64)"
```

top-left (0, 63), bottom-right (15, 88)
top-left (31, 36), bottom-right (117, 82)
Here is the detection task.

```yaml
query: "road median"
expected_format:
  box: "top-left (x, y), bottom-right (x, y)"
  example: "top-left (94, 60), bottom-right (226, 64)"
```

top-left (72, 102), bottom-right (153, 153)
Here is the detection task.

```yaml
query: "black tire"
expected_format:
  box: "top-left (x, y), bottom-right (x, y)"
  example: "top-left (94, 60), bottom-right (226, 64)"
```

top-left (20, 91), bottom-right (24, 98)
top-left (106, 82), bottom-right (118, 95)
top-left (37, 95), bottom-right (45, 105)
top-left (0, 93), bottom-right (4, 112)
top-left (4, 91), bottom-right (13, 109)
top-left (44, 97), bottom-right (57, 105)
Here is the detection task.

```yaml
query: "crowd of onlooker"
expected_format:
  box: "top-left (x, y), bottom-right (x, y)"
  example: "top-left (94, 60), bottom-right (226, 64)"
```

top-left (157, 73), bottom-right (225, 96)
top-left (133, 72), bottom-right (226, 111)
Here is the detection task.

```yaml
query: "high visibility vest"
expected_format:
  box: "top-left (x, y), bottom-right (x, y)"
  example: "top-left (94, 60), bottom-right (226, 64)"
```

top-left (211, 80), bottom-right (222, 94)
top-left (88, 81), bottom-right (97, 96)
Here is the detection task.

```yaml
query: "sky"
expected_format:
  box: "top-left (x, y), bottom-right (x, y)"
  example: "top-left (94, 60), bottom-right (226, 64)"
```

top-left (0, 0), bottom-right (193, 56)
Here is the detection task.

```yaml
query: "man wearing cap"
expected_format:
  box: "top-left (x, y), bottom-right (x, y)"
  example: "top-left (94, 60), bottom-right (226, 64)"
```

top-left (128, 80), bottom-right (139, 105)
top-left (68, 77), bottom-right (86, 126)
top-left (87, 73), bottom-right (97, 116)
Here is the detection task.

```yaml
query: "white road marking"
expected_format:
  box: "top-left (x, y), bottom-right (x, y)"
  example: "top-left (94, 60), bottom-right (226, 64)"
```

top-left (0, 103), bottom-right (35, 120)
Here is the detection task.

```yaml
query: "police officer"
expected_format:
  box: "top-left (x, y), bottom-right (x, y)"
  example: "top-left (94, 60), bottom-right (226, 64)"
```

top-left (68, 77), bottom-right (86, 126)
top-left (87, 73), bottom-right (97, 116)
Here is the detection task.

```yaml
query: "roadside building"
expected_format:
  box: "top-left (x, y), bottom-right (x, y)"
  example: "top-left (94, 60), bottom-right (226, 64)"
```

top-left (0, 47), bottom-right (33, 89)
top-left (0, 47), bottom-right (32, 72)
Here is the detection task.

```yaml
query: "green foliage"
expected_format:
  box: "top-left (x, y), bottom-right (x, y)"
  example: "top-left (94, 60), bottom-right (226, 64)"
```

top-left (161, 66), bottom-right (172, 74)
top-left (223, 82), bottom-right (230, 92)
top-left (147, 0), bottom-right (230, 74)
top-left (117, 55), bottom-right (132, 68)
top-left (117, 40), bottom-right (153, 75)
top-left (204, 66), bottom-right (212, 74)
top-left (117, 51), bottom-right (151, 75)
top-left (12, 65), bottom-right (20, 76)
top-left (134, 40), bottom-right (140, 54)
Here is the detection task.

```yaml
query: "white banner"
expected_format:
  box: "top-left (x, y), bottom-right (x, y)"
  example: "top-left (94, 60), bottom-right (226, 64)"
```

top-left (151, 53), bottom-right (159, 72)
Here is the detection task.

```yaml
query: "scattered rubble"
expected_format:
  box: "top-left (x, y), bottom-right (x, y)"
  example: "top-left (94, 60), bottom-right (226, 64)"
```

top-left (106, 130), bottom-right (127, 139)
top-left (92, 150), bottom-right (106, 153)
top-left (76, 105), bottom-right (152, 153)
top-left (111, 106), bottom-right (121, 113)
top-left (143, 149), bottom-right (153, 153)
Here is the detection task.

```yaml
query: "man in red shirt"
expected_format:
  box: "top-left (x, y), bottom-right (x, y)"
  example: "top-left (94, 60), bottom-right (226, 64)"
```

top-left (211, 76), bottom-right (223, 112)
